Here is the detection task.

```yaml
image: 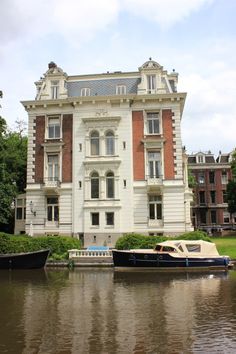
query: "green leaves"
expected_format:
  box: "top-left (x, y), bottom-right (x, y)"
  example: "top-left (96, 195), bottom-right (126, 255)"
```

top-left (0, 119), bottom-right (27, 228)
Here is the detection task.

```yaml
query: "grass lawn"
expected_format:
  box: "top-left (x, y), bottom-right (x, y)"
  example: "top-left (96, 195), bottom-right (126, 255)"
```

top-left (211, 237), bottom-right (236, 259)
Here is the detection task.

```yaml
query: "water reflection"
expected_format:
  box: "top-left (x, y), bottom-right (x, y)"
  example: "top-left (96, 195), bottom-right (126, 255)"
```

top-left (0, 269), bottom-right (235, 354)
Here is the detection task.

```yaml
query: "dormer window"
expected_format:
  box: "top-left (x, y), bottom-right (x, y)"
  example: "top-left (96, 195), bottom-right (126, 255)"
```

top-left (116, 85), bottom-right (126, 95)
top-left (147, 75), bottom-right (156, 93)
top-left (81, 88), bottom-right (90, 96)
top-left (51, 81), bottom-right (59, 99)
top-left (197, 155), bottom-right (205, 163)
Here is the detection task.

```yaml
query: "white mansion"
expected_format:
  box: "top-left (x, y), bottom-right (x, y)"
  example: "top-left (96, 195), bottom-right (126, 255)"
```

top-left (15, 59), bottom-right (193, 247)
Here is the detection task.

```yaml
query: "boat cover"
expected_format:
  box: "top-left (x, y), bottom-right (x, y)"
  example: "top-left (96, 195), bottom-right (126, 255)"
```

top-left (157, 240), bottom-right (220, 257)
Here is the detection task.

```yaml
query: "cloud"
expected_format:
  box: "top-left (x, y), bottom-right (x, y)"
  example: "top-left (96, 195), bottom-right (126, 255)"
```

top-left (122, 0), bottom-right (214, 29)
top-left (0, 0), bottom-right (120, 49)
top-left (180, 67), bottom-right (236, 153)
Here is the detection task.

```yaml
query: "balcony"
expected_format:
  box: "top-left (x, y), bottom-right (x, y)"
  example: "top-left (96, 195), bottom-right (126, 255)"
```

top-left (43, 177), bottom-right (60, 193)
top-left (146, 175), bottom-right (163, 191)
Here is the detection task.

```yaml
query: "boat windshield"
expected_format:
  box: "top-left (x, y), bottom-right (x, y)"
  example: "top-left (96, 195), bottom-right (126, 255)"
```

top-left (154, 245), bottom-right (177, 253)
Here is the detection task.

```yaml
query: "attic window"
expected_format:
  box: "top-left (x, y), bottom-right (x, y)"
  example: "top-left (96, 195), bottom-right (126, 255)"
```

top-left (51, 81), bottom-right (59, 99)
top-left (81, 88), bottom-right (90, 96)
top-left (197, 155), bottom-right (204, 163)
top-left (147, 75), bottom-right (156, 93)
top-left (116, 85), bottom-right (126, 95)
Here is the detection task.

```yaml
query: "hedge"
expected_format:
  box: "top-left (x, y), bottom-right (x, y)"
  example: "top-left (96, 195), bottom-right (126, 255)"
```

top-left (115, 231), bottom-right (211, 250)
top-left (0, 233), bottom-right (81, 259)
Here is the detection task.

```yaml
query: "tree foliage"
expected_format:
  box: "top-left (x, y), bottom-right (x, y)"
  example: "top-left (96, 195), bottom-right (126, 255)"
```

top-left (227, 149), bottom-right (236, 217)
top-left (0, 109), bottom-right (27, 230)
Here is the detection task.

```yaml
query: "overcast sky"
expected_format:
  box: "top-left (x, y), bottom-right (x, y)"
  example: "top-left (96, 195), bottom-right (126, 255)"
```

top-left (1, 0), bottom-right (235, 155)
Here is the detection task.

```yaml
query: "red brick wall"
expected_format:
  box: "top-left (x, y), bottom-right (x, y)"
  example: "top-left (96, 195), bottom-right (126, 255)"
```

top-left (35, 116), bottom-right (45, 183)
top-left (62, 114), bottom-right (73, 183)
top-left (162, 109), bottom-right (175, 179)
top-left (132, 111), bottom-right (145, 180)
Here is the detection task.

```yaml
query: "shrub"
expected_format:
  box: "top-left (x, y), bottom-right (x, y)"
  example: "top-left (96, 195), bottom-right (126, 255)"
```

top-left (115, 230), bottom-right (212, 250)
top-left (115, 233), bottom-right (168, 250)
top-left (0, 233), bottom-right (81, 259)
top-left (175, 230), bottom-right (212, 242)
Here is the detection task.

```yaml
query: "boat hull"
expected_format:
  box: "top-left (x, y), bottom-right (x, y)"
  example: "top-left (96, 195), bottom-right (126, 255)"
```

top-left (112, 250), bottom-right (231, 271)
top-left (0, 249), bottom-right (50, 269)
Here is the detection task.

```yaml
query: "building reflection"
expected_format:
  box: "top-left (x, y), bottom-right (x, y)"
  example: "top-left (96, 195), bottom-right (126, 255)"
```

top-left (5, 269), bottom-right (235, 354)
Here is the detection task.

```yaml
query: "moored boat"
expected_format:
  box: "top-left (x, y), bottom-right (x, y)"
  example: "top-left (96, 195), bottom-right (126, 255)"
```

top-left (112, 240), bottom-right (233, 271)
top-left (0, 249), bottom-right (50, 269)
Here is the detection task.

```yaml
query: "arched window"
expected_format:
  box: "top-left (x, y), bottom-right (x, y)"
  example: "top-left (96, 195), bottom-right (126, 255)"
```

top-left (106, 171), bottom-right (115, 198)
top-left (105, 131), bottom-right (115, 155)
top-left (90, 131), bottom-right (99, 155)
top-left (91, 172), bottom-right (99, 198)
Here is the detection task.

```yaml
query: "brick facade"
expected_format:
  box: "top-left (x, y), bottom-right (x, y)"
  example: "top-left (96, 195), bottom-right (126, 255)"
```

top-left (62, 114), bottom-right (73, 183)
top-left (132, 111), bottom-right (145, 180)
top-left (162, 109), bottom-right (175, 179)
top-left (34, 116), bottom-right (45, 183)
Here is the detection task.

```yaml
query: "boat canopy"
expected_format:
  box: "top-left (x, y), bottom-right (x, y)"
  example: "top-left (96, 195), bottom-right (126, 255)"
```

top-left (154, 240), bottom-right (220, 257)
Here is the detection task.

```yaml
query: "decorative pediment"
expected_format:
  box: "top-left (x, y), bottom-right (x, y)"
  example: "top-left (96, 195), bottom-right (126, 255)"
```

top-left (139, 58), bottom-right (163, 71)
top-left (44, 62), bottom-right (68, 78)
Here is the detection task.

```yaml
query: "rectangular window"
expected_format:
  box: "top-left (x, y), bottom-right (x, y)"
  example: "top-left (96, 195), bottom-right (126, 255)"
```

top-left (197, 155), bottom-right (204, 163)
top-left (199, 191), bottom-right (205, 205)
top-left (147, 112), bottom-right (159, 134)
top-left (149, 195), bottom-right (162, 220)
top-left (199, 209), bottom-right (206, 224)
top-left (210, 191), bottom-right (216, 204)
top-left (147, 75), bottom-right (156, 93)
top-left (106, 212), bottom-right (114, 226)
top-left (16, 199), bottom-right (25, 220)
top-left (81, 88), bottom-right (90, 96)
top-left (47, 197), bottom-right (59, 222)
top-left (209, 171), bottom-right (215, 184)
top-left (223, 212), bottom-right (230, 223)
top-left (48, 155), bottom-right (59, 181)
top-left (198, 172), bottom-right (205, 184)
top-left (116, 85), bottom-right (126, 95)
top-left (221, 171), bottom-right (228, 184)
top-left (48, 117), bottom-right (60, 139)
top-left (211, 210), bottom-right (217, 224)
top-left (148, 151), bottom-right (161, 178)
top-left (51, 81), bottom-right (59, 99)
top-left (223, 190), bottom-right (227, 203)
top-left (91, 213), bottom-right (99, 226)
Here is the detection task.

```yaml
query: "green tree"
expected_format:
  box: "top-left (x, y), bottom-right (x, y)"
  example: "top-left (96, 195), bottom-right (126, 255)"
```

top-left (0, 95), bottom-right (27, 232)
top-left (227, 148), bottom-right (236, 225)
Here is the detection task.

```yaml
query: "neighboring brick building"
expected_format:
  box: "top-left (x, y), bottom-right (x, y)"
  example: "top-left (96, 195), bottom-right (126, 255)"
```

top-left (17, 59), bottom-right (193, 246)
top-left (188, 151), bottom-right (235, 234)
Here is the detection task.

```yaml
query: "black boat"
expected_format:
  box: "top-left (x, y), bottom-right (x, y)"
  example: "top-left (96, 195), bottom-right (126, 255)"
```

top-left (0, 249), bottom-right (50, 269)
top-left (112, 240), bottom-right (232, 271)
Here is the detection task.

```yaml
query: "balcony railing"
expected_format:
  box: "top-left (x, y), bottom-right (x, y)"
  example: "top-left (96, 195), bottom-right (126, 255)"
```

top-left (68, 249), bottom-right (112, 259)
top-left (43, 177), bottom-right (61, 190)
top-left (146, 175), bottom-right (163, 186)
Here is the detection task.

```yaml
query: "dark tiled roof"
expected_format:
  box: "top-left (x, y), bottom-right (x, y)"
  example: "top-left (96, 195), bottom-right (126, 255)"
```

top-left (67, 77), bottom-right (141, 97)
top-left (218, 154), bottom-right (230, 163)
top-left (188, 156), bottom-right (196, 163)
top-left (205, 156), bottom-right (215, 163)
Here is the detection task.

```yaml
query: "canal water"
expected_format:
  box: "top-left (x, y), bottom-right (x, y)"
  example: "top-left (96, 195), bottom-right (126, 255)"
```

top-left (0, 269), bottom-right (236, 354)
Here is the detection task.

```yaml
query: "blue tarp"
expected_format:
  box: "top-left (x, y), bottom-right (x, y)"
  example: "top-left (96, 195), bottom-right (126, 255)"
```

top-left (87, 246), bottom-right (109, 251)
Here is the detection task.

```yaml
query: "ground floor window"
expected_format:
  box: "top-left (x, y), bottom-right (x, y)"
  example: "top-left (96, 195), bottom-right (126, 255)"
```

top-left (223, 211), bottom-right (230, 223)
top-left (199, 209), bottom-right (206, 224)
top-left (47, 197), bottom-right (59, 221)
top-left (91, 212), bottom-right (99, 226)
top-left (16, 199), bottom-right (26, 220)
top-left (149, 195), bottom-right (162, 220)
top-left (210, 210), bottom-right (217, 224)
top-left (106, 212), bottom-right (114, 226)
